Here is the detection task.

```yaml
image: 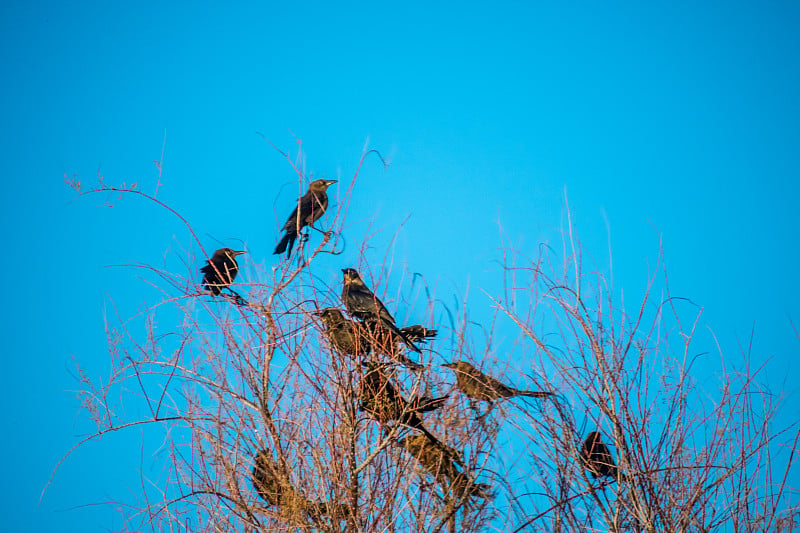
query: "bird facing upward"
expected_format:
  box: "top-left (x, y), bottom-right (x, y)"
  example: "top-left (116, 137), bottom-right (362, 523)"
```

top-left (580, 431), bottom-right (619, 481)
top-left (442, 360), bottom-right (553, 401)
top-left (340, 268), bottom-right (421, 353)
top-left (273, 179), bottom-right (337, 258)
top-left (200, 247), bottom-right (245, 295)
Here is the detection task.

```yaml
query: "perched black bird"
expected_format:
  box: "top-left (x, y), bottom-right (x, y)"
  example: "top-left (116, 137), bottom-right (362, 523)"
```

top-left (580, 431), bottom-right (619, 481)
top-left (316, 307), bottom-right (435, 369)
top-left (200, 248), bottom-right (246, 295)
top-left (274, 179), bottom-right (337, 258)
top-left (358, 362), bottom-right (447, 445)
top-left (443, 360), bottom-right (553, 401)
top-left (252, 450), bottom-right (348, 518)
top-left (252, 450), bottom-right (293, 508)
top-left (397, 434), bottom-right (491, 501)
top-left (340, 268), bottom-right (421, 353)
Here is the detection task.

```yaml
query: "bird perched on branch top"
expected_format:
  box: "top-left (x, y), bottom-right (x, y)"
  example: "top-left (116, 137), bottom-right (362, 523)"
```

top-left (273, 179), bottom-right (337, 258)
top-left (340, 268), bottom-right (421, 353)
top-left (200, 248), bottom-right (246, 295)
top-left (316, 307), bottom-right (435, 369)
top-left (442, 360), bottom-right (553, 402)
top-left (580, 431), bottom-right (619, 481)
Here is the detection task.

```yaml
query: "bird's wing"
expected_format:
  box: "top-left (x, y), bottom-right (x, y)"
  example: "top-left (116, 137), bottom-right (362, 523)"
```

top-left (358, 285), bottom-right (395, 322)
top-left (474, 372), bottom-right (506, 394)
top-left (302, 191), bottom-right (328, 225)
top-left (204, 259), bottom-right (236, 280)
top-left (412, 395), bottom-right (448, 413)
top-left (349, 285), bottom-right (394, 321)
top-left (200, 255), bottom-right (224, 274)
top-left (598, 444), bottom-right (617, 474)
top-left (281, 204), bottom-right (302, 233)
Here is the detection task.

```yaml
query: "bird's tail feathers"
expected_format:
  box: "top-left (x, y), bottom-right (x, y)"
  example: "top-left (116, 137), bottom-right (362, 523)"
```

top-left (399, 325), bottom-right (438, 342)
top-left (201, 281), bottom-right (222, 295)
top-left (225, 290), bottom-right (250, 307)
top-left (413, 394), bottom-right (449, 413)
top-left (458, 478), bottom-right (492, 500)
top-left (273, 233), bottom-right (295, 257)
top-left (517, 389), bottom-right (554, 399)
top-left (389, 320), bottom-right (421, 353)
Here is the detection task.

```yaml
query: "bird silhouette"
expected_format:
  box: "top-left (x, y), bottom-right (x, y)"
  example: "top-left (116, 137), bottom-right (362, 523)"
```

top-left (580, 431), bottom-right (619, 481)
top-left (200, 247), bottom-right (245, 296)
top-left (274, 179), bottom-right (337, 258)
top-left (340, 268), bottom-right (420, 353)
top-left (358, 362), bottom-right (447, 446)
top-left (443, 360), bottom-right (552, 401)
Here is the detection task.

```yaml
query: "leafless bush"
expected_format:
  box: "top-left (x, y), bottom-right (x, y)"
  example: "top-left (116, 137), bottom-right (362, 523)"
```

top-left (52, 141), bottom-right (798, 532)
top-left (493, 213), bottom-right (799, 532)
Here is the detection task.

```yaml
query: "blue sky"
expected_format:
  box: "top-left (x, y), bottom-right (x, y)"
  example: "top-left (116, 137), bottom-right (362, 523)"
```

top-left (2, 1), bottom-right (799, 531)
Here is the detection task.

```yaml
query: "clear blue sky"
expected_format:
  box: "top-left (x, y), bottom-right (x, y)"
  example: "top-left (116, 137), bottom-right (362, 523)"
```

top-left (1, 1), bottom-right (798, 531)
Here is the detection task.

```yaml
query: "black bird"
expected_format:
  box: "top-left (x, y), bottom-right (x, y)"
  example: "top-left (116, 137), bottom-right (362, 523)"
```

top-left (274, 179), bottom-right (337, 258)
top-left (358, 362), bottom-right (447, 445)
top-left (340, 268), bottom-right (420, 353)
top-left (252, 450), bottom-right (295, 508)
top-left (252, 450), bottom-right (348, 518)
top-left (200, 247), bottom-right (245, 295)
top-left (580, 431), bottom-right (619, 481)
top-left (442, 360), bottom-right (553, 401)
top-left (397, 434), bottom-right (491, 501)
top-left (316, 307), bottom-right (434, 369)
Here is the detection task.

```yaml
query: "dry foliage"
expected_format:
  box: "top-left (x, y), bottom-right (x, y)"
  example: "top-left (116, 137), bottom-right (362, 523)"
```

top-left (52, 141), bottom-right (799, 532)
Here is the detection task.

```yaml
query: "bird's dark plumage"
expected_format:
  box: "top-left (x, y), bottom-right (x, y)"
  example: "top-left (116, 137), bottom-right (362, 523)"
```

top-left (274, 179), bottom-right (336, 258)
top-left (316, 307), bottom-right (371, 357)
top-left (252, 450), bottom-right (348, 518)
top-left (358, 362), bottom-right (447, 445)
top-left (397, 434), bottom-right (491, 501)
top-left (200, 247), bottom-right (245, 295)
top-left (340, 268), bottom-right (421, 353)
top-left (393, 324), bottom-right (437, 344)
top-left (252, 450), bottom-right (288, 507)
top-left (365, 319), bottom-right (435, 368)
top-left (316, 307), bottom-right (434, 369)
top-left (580, 431), bottom-right (619, 481)
top-left (443, 360), bottom-right (553, 401)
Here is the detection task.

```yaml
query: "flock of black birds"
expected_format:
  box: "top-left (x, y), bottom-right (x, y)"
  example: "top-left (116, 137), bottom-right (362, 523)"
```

top-left (198, 179), bottom-right (620, 519)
